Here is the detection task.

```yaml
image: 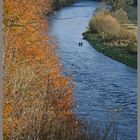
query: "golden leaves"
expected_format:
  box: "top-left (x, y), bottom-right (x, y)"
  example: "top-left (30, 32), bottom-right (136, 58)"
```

top-left (3, 0), bottom-right (74, 139)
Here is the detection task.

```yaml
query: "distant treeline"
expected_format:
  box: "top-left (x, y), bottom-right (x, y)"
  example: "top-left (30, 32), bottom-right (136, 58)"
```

top-left (53, 0), bottom-right (76, 10)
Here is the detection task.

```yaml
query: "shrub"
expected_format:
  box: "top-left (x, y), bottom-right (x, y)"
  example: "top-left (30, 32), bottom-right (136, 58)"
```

top-left (89, 12), bottom-right (121, 41)
top-left (127, 32), bottom-right (137, 54)
top-left (110, 0), bottom-right (127, 10)
top-left (3, 0), bottom-right (75, 139)
top-left (112, 8), bottom-right (128, 24)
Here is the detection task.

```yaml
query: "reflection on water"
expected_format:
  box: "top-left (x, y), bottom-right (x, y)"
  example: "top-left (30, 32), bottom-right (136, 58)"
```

top-left (49, 1), bottom-right (137, 140)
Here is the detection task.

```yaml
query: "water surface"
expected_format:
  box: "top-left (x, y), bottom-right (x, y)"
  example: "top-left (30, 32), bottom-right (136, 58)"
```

top-left (49, 1), bottom-right (137, 139)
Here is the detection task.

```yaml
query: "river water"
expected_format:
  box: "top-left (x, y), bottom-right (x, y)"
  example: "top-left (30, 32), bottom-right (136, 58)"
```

top-left (49, 1), bottom-right (137, 139)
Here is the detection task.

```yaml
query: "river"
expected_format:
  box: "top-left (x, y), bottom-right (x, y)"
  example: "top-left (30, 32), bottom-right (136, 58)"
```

top-left (49, 1), bottom-right (137, 139)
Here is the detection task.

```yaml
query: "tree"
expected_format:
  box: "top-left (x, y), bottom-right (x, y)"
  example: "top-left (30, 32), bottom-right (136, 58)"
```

top-left (53, 0), bottom-right (75, 9)
top-left (3, 0), bottom-right (75, 139)
top-left (111, 0), bottom-right (127, 10)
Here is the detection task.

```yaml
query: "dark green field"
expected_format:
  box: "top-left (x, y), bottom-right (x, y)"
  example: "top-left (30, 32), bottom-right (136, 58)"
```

top-left (83, 31), bottom-right (137, 69)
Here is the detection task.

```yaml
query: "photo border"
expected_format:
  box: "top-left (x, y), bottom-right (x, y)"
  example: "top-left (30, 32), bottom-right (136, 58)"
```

top-left (0, 0), bottom-right (3, 139)
top-left (138, 0), bottom-right (140, 139)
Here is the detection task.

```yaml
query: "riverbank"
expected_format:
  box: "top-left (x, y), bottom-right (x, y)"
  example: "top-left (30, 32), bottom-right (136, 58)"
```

top-left (83, 31), bottom-right (137, 69)
top-left (53, 0), bottom-right (75, 10)
top-left (82, 1), bottom-right (137, 69)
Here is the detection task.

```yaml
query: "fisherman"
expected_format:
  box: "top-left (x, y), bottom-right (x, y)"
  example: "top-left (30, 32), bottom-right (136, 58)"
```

top-left (78, 42), bottom-right (83, 46)
top-left (78, 42), bottom-right (81, 46)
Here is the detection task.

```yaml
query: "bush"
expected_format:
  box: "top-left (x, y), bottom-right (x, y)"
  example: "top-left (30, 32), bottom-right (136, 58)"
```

top-left (127, 32), bottom-right (137, 54)
top-left (89, 12), bottom-right (121, 41)
top-left (112, 8), bottom-right (128, 24)
top-left (110, 0), bottom-right (127, 10)
top-left (119, 27), bottom-right (136, 39)
top-left (3, 0), bottom-right (75, 139)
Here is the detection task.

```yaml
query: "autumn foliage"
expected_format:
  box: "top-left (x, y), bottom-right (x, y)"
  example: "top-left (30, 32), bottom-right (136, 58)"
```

top-left (3, 0), bottom-right (78, 139)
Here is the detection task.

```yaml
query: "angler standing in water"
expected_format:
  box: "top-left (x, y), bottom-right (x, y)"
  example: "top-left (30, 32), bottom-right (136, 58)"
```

top-left (78, 42), bottom-right (83, 46)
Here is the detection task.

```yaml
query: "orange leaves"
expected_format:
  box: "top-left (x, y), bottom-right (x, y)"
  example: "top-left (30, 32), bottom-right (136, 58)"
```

top-left (3, 0), bottom-right (75, 138)
top-left (4, 102), bottom-right (13, 118)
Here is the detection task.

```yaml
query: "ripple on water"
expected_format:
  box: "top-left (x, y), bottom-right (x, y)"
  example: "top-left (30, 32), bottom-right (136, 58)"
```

top-left (50, 1), bottom-right (137, 140)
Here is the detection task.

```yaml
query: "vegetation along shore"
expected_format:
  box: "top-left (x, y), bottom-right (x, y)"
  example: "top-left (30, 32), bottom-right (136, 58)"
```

top-left (83, 0), bottom-right (137, 69)
top-left (3, 0), bottom-right (118, 139)
top-left (3, 0), bottom-right (137, 139)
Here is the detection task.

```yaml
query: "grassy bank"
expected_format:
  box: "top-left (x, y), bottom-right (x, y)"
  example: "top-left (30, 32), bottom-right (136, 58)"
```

top-left (83, 31), bottom-right (137, 69)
